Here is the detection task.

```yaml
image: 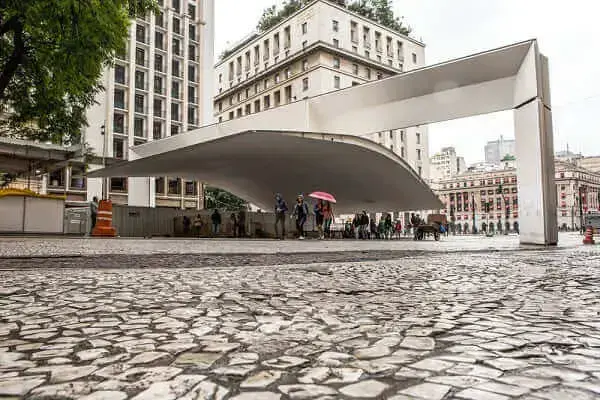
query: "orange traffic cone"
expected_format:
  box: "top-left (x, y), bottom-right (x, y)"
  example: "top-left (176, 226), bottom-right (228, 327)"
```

top-left (92, 200), bottom-right (117, 237)
top-left (583, 226), bottom-right (595, 245)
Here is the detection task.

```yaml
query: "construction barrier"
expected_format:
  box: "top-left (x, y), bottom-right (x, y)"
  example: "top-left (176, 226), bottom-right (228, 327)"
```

top-left (92, 200), bottom-right (117, 237)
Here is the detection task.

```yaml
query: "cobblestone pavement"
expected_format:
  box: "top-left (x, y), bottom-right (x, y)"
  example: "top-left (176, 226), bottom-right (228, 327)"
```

top-left (2, 235), bottom-right (600, 399)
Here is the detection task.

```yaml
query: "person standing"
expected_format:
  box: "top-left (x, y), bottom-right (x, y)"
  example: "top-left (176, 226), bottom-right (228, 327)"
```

top-left (360, 211), bottom-right (370, 240)
top-left (237, 209), bottom-right (246, 238)
top-left (353, 213), bottom-right (361, 239)
top-left (274, 193), bottom-right (288, 240)
top-left (193, 214), bottom-right (203, 237)
top-left (323, 201), bottom-right (334, 239)
top-left (211, 209), bottom-right (222, 236)
top-left (292, 194), bottom-right (309, 240)
top-left (230, 213), bottom-right (238, 238)
top-left (90, 196), bottom-right (99, 233)
top-left (314, 199), bottom-right (325, 239)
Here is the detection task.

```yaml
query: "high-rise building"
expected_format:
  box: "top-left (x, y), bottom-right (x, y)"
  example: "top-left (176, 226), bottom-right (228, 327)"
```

top-left (213, 0), bottom-right (429, 178)
top-left (579, 156), bottom-right (600, 173)
top-left (484, 135), bottom-right (516, 165)
top-left (46, 0), bottom-right (215, 208)
top-left (430, 147), bottom-right (466, 180)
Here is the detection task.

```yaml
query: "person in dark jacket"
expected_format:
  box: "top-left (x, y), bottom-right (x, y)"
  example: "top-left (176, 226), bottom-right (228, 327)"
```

top-left (211, 209), bottom-right (222, 236)
top-left (274, 193), bottom-right (288, 239)
top-left (237, 209), bottom-right (246, 238)
top-left (291, 194), bottom-right (309, 240)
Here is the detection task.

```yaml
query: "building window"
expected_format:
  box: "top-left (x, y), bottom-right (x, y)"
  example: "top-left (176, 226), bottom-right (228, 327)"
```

top-left (113, 113), bottom-right (125, 133)
top-left (274, 73), bottom-right (280, 84)
top-left (135, 70), bottom-right (145, 90)
top-left (110, 178), bottom-right (127, 193)
top-left (153, 121), bottom-right (162, 140)
top-left (172, 60), bottom-right (180, 77)
top-left (154, 77), bottom-right (163, 96)
top-left (254, 99), bottom-right (261, 113)
top-left (377, 72), bottom-right (382, 80)
top-left (263, 39), bottom-right (270, 60)
top-left (285, 68), bottom-right (291, 79)
top-left (333, 39), bottom-right (339, 48)
top-left (188, 45), bottom-right (196, 61)
top-left (302, 77), bottom-right (309, 91)
top-left (171, 102), bottom-right (180, 121)
top-left (114, 65), bottom-right (126, 84)
top-left (113, 138), bottom-right (124, 159)
top-left (389, 130), bottom-right (393, 139)
top-left (365, 50), bottom-right (370, 58)
top-left (254, 45), bottom-right (260, 65)
top-left (334, 76), bottom-right (340, 89)
top-left (135, 48), bottom-right (145, 66)
top-left (332, 20), bottom-right (339, 32)
top-left (302, 59), bottom-right (308, 71)
top-left (155, 12), bottom-right (164, 27)
top-left (154, 54), bottom-right (164, 72)
top-left (273, 33), bottom-right (280, 55)
top-left (418, 166), bottom-right (422, 176)
top-left (377, 55), bottom-right (382, 63)
top-left (188, 3), bottom-right (196, 19)
top-left (366, 68), bottom-right (371, 79)
top-left (352, 81), bottom-right (359, 86)
top-left (264, 95), bottom-right (270, 109)
top-left (114, 89), bottom-right (125, 109)
top-left (168, 178), bottom-right (180, 195)
top-left (171, 81), bottom-right (180, 99)
top-left (412, 53), bottom-right (417, 63)
top-left (189, 24), bottom-right (196, 41)
top-left (352, 45), bottom-right (357, 53)
top-left (172, 38), bottom-right (181, 56)
top-left (155, 31), bottom-right (164, 49)
top-left (351, 21), bottom-right (358, 43)
top-left (171, 0), bottom-right (180, 12)
top-left (302, 22), bottom-right (307, 34)
top-left (236, 107), bottom-right (242, 118)
top-left (172, 17), bottom-right (181, 34)
top-left (136, 24), bottom-right (146, 43)
top-left (416, 132), bottom-right (421, 144)
top-left (134, 94), bottom-right (144, 113)
top-left (302, 40), bottom-right (307, 48)
top-left (333, 57), bottom-right (340, 68)
top-left (245, 104), bottom-right (251, 115)
top-left (417, 149), bottom-right (421, 160)
top-left (263, 79), bottom-right (268, 89)
top-left (284, 26), bottom-right (291, 48)
top-left (134, 117), bottom-right (144, 137)
top-left (285, 85), bottom-right (292, 103)
top-left (352, 64), bottom-right (359, 75)
top-left (274, 90), bottom-right (281, 106)
top-left (188, 65), bottom-right (196, 82)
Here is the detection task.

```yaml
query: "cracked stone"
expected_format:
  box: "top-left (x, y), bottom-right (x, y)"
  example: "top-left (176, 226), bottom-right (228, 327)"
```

top-left (339, 379), bottom-right (389, 398)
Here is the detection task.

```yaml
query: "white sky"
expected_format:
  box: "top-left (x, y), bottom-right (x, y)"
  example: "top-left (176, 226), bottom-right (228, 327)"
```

top-left (215, 0), bottom-right (600, 165)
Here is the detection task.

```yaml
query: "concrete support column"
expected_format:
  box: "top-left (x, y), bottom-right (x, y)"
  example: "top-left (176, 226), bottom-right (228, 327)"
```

top-left (514, 98), bottom-right (557, 245)
top-left (127, 150), bottom-right (156, 207)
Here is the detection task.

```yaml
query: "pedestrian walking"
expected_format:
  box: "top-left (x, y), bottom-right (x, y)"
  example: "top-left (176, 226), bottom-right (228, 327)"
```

top-left (323, 201), bottom-right (334, 239)
top-left (211, 209), bottom-right (222, 236)
top-left (353, 213), bottom-right (361, 239)
top-left (274, 193), bottom-right (288, 240)
top-left (90, 196), bottom-right (99, 233)
top-left (384, 214), bottom-right (393, 240)
top-left (292, 194), bottom-right (309, 240)
top-left (360, 211), bottom-right (370, 240)
top-left (314, 199), bottom-right (325, 239)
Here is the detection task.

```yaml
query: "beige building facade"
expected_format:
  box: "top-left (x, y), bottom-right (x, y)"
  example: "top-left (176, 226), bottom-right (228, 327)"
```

top-left (213, 0), bottom-right (429, 178)
top-left (432, 160), bottom-right (600, 232)
top-left (45, 0), bottom-right (215, 208)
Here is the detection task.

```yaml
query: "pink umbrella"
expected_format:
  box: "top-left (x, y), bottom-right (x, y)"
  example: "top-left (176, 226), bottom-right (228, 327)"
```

top-left (308, 191), bottom-right (337, 203)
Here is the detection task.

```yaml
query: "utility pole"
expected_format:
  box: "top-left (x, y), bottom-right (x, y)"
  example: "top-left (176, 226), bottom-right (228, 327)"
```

top-left (579, 185), bottom-right (585, 232)
top-left (472, 194), bottom-right (476, 234)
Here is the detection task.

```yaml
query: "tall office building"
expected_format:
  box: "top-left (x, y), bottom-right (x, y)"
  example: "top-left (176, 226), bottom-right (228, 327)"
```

top-left (45, 0), bottom-right (215, 208)
top-left (213, 0), bottom-right (429, 178)
top-left (484, 135), bottom-right (516, 165)
top-left (430, 147), bottom-right (466, 181)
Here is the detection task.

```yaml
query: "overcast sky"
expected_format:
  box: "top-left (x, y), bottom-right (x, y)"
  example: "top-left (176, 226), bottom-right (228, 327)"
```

top-left (215, 0), bottom-right (600, 165)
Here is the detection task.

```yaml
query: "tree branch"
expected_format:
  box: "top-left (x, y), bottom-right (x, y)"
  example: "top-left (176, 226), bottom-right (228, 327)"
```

top-left (0, 16), bottom-right (25, 101)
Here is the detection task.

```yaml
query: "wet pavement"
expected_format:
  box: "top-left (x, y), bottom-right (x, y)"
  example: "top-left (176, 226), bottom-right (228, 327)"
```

top-left (2, 233), bottom-right (600, 399)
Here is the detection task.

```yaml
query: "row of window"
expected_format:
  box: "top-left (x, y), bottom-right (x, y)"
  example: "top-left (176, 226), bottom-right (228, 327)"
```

top-left (107, 176), bottom-right (200, 196)
top-left (121, 49), bottom-right (198, 80)
top-left (113, 107), bottom-right (195, 140)
top-left (442, 177), bottom-right (517, 189)
top-left (219, 85), bottom-right (294, 122)
top-left (136, 22), bottom-right (199, 56)
top-left (114, 79), bottom-right (197, 111)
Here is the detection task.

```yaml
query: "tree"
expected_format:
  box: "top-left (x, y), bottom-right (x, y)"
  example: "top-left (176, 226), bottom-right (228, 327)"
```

top-left (0, 0), bottom-right (158, 145)
top-left (204, 186), bottom-right (249, 211)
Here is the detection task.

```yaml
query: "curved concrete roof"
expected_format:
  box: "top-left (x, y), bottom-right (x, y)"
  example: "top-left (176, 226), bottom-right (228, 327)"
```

top-left (90, 130), bottom-right (441, 213)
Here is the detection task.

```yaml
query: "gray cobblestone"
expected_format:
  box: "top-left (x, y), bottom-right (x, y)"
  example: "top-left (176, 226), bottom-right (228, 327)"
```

top-left (1, 234), bottom-right (600, 399)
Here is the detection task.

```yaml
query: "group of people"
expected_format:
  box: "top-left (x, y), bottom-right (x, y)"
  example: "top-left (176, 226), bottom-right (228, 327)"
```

top-left (274, 193), bottom-right (334, 240)
top-left (183, 208), bottom-right (247, 237)
top-left (346, 211), bottom-right (403, 240)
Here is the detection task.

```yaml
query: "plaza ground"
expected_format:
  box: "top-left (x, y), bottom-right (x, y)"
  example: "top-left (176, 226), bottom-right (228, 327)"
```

top-left (1, 233), bottom-right (600, 399)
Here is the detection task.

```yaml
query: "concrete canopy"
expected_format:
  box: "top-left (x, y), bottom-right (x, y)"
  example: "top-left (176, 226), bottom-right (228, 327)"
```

top-left (90, 39), bottom-right (556, 244)
top-left (89, 130), bottom-right (441, 213)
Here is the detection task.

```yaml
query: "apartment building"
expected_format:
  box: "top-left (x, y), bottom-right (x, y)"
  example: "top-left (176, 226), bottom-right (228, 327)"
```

top-left (430, 147), bottom-right (466, 181)
top-left (432, 160), bottom-right (600, 233)
top-left (484, 135), bottom-right (516, 165)
top-left (213, 0), bottom-right (429, 178)
top-left (45, 0), bottom-right (215, 208)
